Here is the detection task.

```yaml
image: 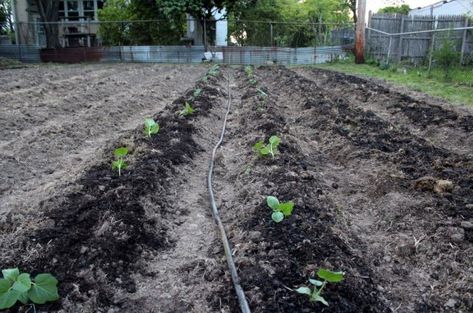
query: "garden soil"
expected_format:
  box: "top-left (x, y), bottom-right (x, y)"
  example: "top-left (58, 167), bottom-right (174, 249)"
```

top-left (0, 64), bottom-right (472, 313)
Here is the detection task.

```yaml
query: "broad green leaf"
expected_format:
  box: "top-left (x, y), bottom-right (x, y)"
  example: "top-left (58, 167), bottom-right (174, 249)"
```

top-left (271, 211), bottom-right (284, 223)
top-left (269, 135), bottom-right (281, 145)
top-left (114, 147), bottom-right (128, 157)
top-left (144, 118), bottom-right (156, 128)
top-left (294, 286), bottom-right (311, 296)
top-left (313, 294), bottom-right (329, 306)
top-left (0, 288), bottom-right (19, 309)
top-left (0, 279), bottom-right (11, 293)
top-left (17, 292), bottom-right (28, 304)
top-left (193, 88), bottom-right (202, 97)
top-left (28, 274), bottom-right (59, 304)
top-left (266, 196), bottom-right (280, 210)
top-left (308, 279), bottom-right (323, 286)
top-left (253, 141), bottom-right (265, 152)
top-left (278, 201), bottom-right (294, 217)
top-left (112, 160), bottom-right (121, 170)
top-left (317, 269), bottom-right (345, 283)
top-left (12, 273), bottom-right (31, 293)
top-left (260, 147), bottom-right (270, 155)
top-left (2, 269), bottom-right (19, 283)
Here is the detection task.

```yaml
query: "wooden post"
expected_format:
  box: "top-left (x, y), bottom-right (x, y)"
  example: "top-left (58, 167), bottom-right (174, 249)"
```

top-left (397, 15), bottom-right (405, 63)
top-left (460, 17), bottom-right (468, 65)
top-left (386, 35), bottom-right (393, 64)
top-left (367, 10), bottom-right (372, 55)
top-left (428, 33), bottom-right (436, 76)
top-left (270, 23), bottom-right (273, 46)
top-left (355, 0), bottom-right (366, 64)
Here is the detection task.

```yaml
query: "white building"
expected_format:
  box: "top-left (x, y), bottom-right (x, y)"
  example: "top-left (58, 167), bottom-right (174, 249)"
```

top-left (186, 8), bottom-right (228, 46)
top-left (409, 0), bottom-right (473, 16)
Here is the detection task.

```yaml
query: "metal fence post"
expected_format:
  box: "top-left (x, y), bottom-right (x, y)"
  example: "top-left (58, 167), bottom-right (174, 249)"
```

top-left (460, 17), bottom-right (468, 65)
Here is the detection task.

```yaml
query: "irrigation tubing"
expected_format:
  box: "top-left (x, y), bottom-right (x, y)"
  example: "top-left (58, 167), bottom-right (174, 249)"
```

top-left (207, 69), bottom-right (252, 313)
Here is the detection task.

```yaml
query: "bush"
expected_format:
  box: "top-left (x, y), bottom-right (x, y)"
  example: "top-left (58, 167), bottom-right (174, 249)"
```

top-left (433, 38), bottom-right (460, 80)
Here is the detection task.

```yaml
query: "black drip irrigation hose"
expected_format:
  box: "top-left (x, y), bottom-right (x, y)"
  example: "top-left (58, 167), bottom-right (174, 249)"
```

top-left (207, 69), bottom-right (252, 313)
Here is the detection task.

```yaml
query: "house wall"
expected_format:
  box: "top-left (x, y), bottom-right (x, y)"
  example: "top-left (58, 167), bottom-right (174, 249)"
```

top-left (409, 0), bottom-right (473, 16)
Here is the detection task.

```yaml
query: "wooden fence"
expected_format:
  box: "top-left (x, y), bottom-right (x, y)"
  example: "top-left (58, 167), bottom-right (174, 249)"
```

top-left (367, 13), bottom-right (473, 65)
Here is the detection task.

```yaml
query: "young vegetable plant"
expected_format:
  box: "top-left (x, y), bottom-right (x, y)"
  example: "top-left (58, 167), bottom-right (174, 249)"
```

top-left (112, 147), bottom-right (128, 177)
top-left (267, 196), bottom-right (294, 223)
top-left (143, 118), bottom-right (159, 138)
top-left (245, 65), bottom-right (254, 78)
top-left (193, 88), bottom-right (202, 98)
top-left (208, 64), bottom-right (220, 76)
top-left (253, 135), bottom-right (281, 159)
top-left (179, 102), bottom-right (194, 117)
top-left (295, 269), bottom-right (345, 306)
top-left (0, 268), bottom-right (59, 310)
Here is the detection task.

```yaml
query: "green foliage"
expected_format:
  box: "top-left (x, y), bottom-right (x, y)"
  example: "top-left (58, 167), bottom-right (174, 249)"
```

top-left (295, 269), bottom-right (345, 306)
top-left (112, 147), bottom-right (128, 176)
top-left (253, 135), bottom-right (281, 159)
top-left (144, 118), bottom-right (160, 138)
top-left (193, 88), bottom-right (202, 98)
top-left (0, 268), bottom-right (59, 309)
top-left (245, 65), bottom-right (254, 78)
top-left (98, 0), bottom-right (185, 46)
top-left (179, 102), bottom-right (194, 117)
top-left (208, 64), bottom-right (220, 77)
top-left (433, 38), bottom-right (461, 80)
top-left (377, 4), bottom-right (410, 15)
top-left (267, 196), bottom-right (294, 223)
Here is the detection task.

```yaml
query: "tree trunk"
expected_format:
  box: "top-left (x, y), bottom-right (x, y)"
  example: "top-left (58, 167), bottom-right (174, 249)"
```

top-left (35, 0), bottom-right (60, 48)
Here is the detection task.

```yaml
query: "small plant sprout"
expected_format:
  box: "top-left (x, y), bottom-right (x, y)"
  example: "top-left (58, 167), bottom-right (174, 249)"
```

top-left (143, 118), bottom-right (159, 138)
top-left (208, 64), bottom-right (220, 77)
top-left (193, 88), bottom-right (202, 98)
top-left (112, 147), bottom-right (128, 177)
top-left (245, 65), bottom-right (254, 78)
top-left (256, 88), bottom-right (268, 98)
top-left (253, 135), bottom-right (281, 159)
top-left (0, 268), bottom-right (59, 310)
top-left (267, 196), bottom-right (294, 223)
top-left (295, 269), bottom-right (345, 306)
top-left (179, 102), bottom-right (194, 117)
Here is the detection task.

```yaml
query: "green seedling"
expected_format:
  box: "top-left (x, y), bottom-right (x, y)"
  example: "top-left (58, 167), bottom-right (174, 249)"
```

top-left (253, 135), bottom-right (281, 159)
top-left (267, 196), bottom-right (294, 223)
top-left (112, 147), bottom-right (128, 177)
top-left (245, 65), bottom-right (254, 78)
top-left (0, 268), bottom-right (59, 309)
top-left (295, 269), bottom-right (345, 306)
top-left (256, 88), bottom-right (268, 98)
top-left (193, 88), bottom-right (202, 98)
top-left (143, 118), bottom-right (160, 138)
top-left (179, 102), bottom-right (194, 117)
top-left (208, 64), bottom-right (220, 77)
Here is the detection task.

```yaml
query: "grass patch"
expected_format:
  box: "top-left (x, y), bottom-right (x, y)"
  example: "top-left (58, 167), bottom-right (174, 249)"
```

top-left (312, 61), bottom-right (473, 107)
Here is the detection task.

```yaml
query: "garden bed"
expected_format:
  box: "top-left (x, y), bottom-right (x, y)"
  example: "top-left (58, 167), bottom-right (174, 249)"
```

top-left (0, 64), bottom-right (471, 313)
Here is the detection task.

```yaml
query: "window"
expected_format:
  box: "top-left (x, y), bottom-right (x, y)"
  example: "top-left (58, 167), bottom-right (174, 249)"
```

top-left (58, 0), bottom-right (104, 21)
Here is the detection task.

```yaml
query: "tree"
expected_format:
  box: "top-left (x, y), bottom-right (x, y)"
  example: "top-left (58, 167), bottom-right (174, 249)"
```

top-left (0, 0), bottom-right (8, 35)
top-left (378, 4), bottom-right (410, 15)
top-left (33, 0), bottom-right (60, 48)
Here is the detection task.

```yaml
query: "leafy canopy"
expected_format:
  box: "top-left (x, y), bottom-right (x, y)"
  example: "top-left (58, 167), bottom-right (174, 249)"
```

top-left (0, 268), bottom-right (59, 310)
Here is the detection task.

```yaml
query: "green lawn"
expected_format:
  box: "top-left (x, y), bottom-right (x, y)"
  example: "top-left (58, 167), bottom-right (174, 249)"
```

top-left (313, 62), bottom-right (473, 107)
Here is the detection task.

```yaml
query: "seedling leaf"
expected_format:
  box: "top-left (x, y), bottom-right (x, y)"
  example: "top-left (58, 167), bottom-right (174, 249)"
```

top-left (295, 287), bottom-right (311, 296)
top-left (2, 269), bottom-right (19, 283)
top-left (278, 201), bottom-right (294, 216)
top-left (193, 88), bottom-right (202, 98)
top-left (267, 196), bottom-right (280, 210)
top-left (17, 292), bottom-right (28, 304)
top-left (317, 269), bottom-right (345, 283)
top-left (144, 118), bottom-right (160, 137)
top-left (28, 274), bottom-right (59, 304)
top-left (308, 279), bottom-right (323, 286)
top-left (0, 288), bottom-right (19, 310)
top-left (114, 147), bottom-right (128, 157)
top-left (269, 135), bottom-right (280, 145)
top-left (313, 294), bottom-right (329, 306)
top-left (271, 211), bottom-right (284, 223)
top-left (12, 273), bottom-right (31, 293)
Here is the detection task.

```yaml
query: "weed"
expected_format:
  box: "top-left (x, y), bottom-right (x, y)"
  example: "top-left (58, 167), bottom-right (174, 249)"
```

top-left (245, 65), bottom-right (254, 78)
top-left (253, 135), bottom-right (281, 159)
top-left (112, 147), bottom-right (128, 177)
top-left (0, 268), bottom-right (59, 309)
top-left (434, 38), bottom-right (460, 80)
top-left (143, 118), bottom-right (160, 138)
top-left (267, 196), bottom-right (294, 223)
top-left (179, 102), bottom-right (194, 117)
top-left (295, 269), bottom-right (345, 306)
